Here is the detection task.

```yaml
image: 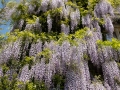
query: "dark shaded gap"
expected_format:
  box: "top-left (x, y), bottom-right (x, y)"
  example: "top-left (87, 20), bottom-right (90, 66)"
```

top-left (29, 77), bottom-right (48, 90)
top-left (113, 32), bottom-right (117, 38)
top-left (36, 11), bottom-right (43, 17)
top-left (21, 21), bottom-right (26, 31)
top-left (88, 60), bottom-right (104, 81)
top-left (100, 25), bottom-right (107, 41)
top-left (19, 41), bottom-right (26, 61)
top-left (26, 42), bottom-right (32, 56)
top-left (40, 15), bottom-right (48, 33)
top-left (51, 14), bottom-right (61, 34)
top-left (76, 0), bottom-right (88, 9)
top-left (76, 15), bottom-right (84, 32)
top-left (51, 73), bottom-right (66, 90)
top-left (39, 41), bottom-right (45, 60)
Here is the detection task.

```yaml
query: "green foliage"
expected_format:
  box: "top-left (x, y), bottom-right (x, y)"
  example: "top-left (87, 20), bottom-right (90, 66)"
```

top-left (11, 3), bottom-right (28, 22)
top-left (0, 73), bottom-right (18, 90)
top-left (2, 64), bottom-right (9, 74)
top-left (13, 81), bottom-right (26, 90)
top-left (6, 30), bottom-right (40, 43)
top-left (24, 56), bottom-right (34, 65)
top-left (88, 0), bottom-right (99, 10)
top-left (4, 56), bottom-right (34, 75)
top-left (98, 18), bottom-right (105, 25)
top-left (91, 17), bottom-right (105, 25)
top-left (7, 58), bottom-right (19, 69)
top-left (66, 0), bottom-right (95, 16)
top-left (61, 18), bottom-right (70, 25)
top-left (29, 80), bottom-right (47, 90)
top-left (74, 0), bottom-right (89, 8)
top-left (25, 82), bottom-right (36, 90)
top-left (52, 74), bottom-right (65, 90)
top-left (57, 33), bottom-right (77, 46)
top-left (28, 0), bottom-right (42, 6)
top-left (108, 0), bottom-right (120, 8)
top-left (117, 63), bottom-right (120, 69)
top-left (50, 7), bottom-right (62, 17)
top-left (5, 30), bottom-right (57, 45)
top-left (19, 78), bottom-right (48, 90)
top-left (67, 61), bottom-right (78, 72)
top-left (0, 75), bottom-right (11, 90)
top-left (34, 32), bottom-right (55, 42)
top-left (6, 56), bottom-right (34, 71)
top-left (80, 8), bottom-right (89, 16)
top-left (76, 0), bottom-right (99, 16)
top-left (40, 7), bottom-right (62, 18)
top-left (74, 27), bottom-right (88, 39)
top-left (57, 27), bottom-right (88, 45)
top-left (0, 75), bottom-right (47, 90)
top-left (26, 15), bottom-right (39, 24)
top-left (6, 32), bottom-right (18, 42)
top-left (92, 75), bottom-right (103, 83)
top-left (97, 38), bottom-right (120, 50)
top-left (22, 56), bottom-right (34, 69)
top-left (38, 48), bottom-right (52, 64)
top-left (114, 76), bottom-right (120, 85)
top-left (83, 53), bottom-right (89, 60)
top-left (6, 27), bottom-right (88, 47)
top-left (0, 34), bottom-right (5, 49)
top-left (66, 1), bottom-right (79, 8)
top-left (6, 1), bottom-right (17, 8)
top-left (57, 33), bottom-right (70, 45)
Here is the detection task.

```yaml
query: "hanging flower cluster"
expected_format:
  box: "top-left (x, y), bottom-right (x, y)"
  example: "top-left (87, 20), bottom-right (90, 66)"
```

top-left (0, 0), bottom-right (120, 90)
